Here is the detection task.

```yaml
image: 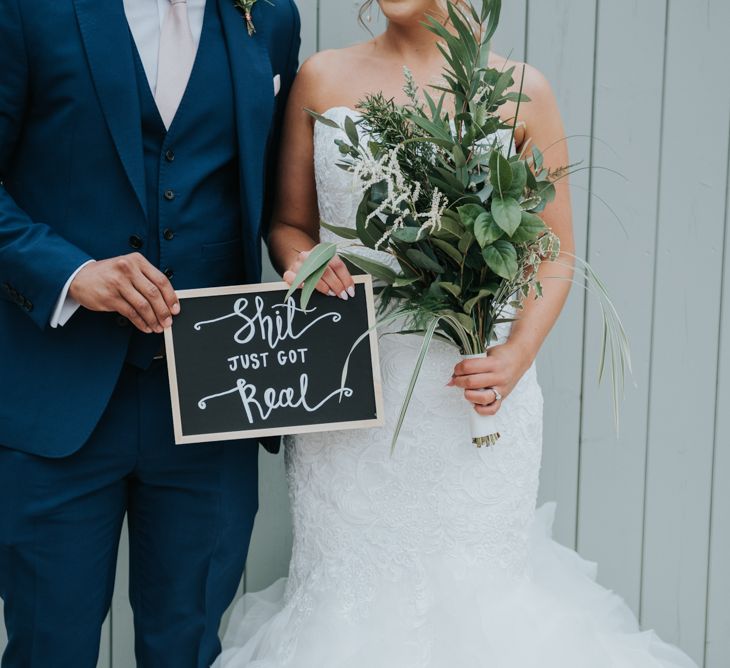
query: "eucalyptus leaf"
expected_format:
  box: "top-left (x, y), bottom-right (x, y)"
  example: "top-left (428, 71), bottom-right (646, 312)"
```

top-left (305, 108), bottom-right (340, 129)
top-left (392, 226), bottom-right (425, 243)
top-left (284, 242), bottom-right (338, 302)
top-left (406, 248), bottom-right (445, 273)
top-left (344, 115), bottom-right (359, 146)
top-left (299, 261), bottom-right (330, 310)
top-left (339, 250), bottom-right (398, 283)
top-left (320, 219), bottom-right (359, 240)
top-left (431, 237), bottom-right (464, 264)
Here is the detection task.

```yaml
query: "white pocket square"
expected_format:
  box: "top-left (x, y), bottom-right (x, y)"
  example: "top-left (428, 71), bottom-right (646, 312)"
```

top-left (273, 74), bottom-right (281, 96)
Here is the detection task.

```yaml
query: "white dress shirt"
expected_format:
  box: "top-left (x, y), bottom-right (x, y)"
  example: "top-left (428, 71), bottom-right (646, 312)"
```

top-left (51, 0), bottom-right (207, 328)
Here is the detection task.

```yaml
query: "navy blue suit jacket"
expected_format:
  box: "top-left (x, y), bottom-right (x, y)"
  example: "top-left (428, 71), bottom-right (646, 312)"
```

top-left (0, 0), bottom-right (300, 457)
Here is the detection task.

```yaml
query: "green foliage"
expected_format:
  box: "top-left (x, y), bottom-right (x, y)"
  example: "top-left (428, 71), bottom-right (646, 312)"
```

top-left (298, 0), bottom-right (630, 438)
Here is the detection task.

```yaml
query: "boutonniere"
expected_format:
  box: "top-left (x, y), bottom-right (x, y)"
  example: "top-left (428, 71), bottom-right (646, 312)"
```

top-left (234, 0), bottom-right (269, 36)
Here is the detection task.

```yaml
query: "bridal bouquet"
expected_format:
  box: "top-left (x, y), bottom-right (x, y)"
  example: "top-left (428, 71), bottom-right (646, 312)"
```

top-left (288, 0), bottom-right (629, 448)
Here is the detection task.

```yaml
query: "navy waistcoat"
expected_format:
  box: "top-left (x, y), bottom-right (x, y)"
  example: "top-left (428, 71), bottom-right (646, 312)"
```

top-left (128, 0), bottom-right (241, 367)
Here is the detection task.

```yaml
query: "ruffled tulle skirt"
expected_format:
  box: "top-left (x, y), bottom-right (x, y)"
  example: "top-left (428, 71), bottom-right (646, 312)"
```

top-left (214, 504), bottom-right (697, 668)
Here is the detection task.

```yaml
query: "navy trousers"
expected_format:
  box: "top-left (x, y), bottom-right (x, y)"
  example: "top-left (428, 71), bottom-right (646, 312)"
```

top-left (0, 361), bottom-right (259, 667)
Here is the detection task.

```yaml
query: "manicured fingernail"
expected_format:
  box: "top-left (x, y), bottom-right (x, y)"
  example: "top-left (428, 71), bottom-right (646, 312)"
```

top-left (347, 286), bottom-right (355, 298)
top-left (339, 291), bottom-right (348, 301)
top-left (172, 303), bottom-right (180, 315)
top-left (327, 290), bottom-right (335, 297)
top-left (446, 377), bottom-right (455, 386)
top-left (163, 318), bottom-right (172, 328)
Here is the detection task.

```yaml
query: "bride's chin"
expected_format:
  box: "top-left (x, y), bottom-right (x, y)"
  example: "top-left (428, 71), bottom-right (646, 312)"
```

top-left (377, 0), bottom-right (445, 25)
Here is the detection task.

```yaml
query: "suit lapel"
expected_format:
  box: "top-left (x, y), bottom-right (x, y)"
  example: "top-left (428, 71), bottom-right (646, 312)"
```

top-left (73, 0), bottom-right (147, 218)
top-left (218, 0), bottom-right (275, 247)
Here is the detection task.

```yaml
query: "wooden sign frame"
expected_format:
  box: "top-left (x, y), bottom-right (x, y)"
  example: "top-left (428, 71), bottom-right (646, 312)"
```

top-left (163, 275), bottom-right (384, 444)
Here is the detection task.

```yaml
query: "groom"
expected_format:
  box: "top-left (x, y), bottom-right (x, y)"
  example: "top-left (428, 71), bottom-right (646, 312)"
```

top-left (0, 0), bottom-right (299, 665)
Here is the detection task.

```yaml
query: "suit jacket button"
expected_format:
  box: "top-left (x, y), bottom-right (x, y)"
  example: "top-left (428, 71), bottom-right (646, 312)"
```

top-left (129, 235), bottom-right (144, 250)
top-left (164, 189), bottom-right (175, 201)
top-left (165, 149), bottom-right (175, 162)
top-left (163, 228), bottom-right (174, 241)
top-left (163, 268), bottom-right (174, 279)
top-left (116, 315), bottom-right (129, 327)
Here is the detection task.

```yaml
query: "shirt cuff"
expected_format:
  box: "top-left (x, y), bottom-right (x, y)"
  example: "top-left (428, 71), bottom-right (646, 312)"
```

top-left (49, 260), bottom-right (95, 328)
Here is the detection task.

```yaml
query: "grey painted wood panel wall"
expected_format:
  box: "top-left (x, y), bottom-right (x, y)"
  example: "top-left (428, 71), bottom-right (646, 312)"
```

top-left (2, 1), bottom-right (728, 666)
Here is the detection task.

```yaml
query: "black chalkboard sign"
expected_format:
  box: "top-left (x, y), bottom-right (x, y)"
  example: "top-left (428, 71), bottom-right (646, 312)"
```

top-left (163, 276), bottom-right (383, 444)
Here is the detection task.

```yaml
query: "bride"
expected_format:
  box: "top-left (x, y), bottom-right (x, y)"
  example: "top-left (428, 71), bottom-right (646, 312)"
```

top-left (215, 1), bottom-right (697, 666)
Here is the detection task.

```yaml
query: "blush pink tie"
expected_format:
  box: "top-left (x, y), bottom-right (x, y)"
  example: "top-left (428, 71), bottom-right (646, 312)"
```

top-left (155, 0), bottom-right (196, 129)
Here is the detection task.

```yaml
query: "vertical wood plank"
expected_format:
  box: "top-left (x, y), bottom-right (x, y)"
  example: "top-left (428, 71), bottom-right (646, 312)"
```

top-left (98, 615), bottom-right (111, 668)
top-left (0, 600), bottom-right (6, 658)
top-left (318, 0), bottom-right (386, 51)
top-left (525, 0), bottom-right (596, 551)
top-left (491, 0), bottom-right (526, 62)
top-left (244, 448), bottom-right (294, 593)
top-left (641, 0), bottom-right (730, 661)
top-left (705, 116), bottom-right (730, 668)
top-left (575, 0), bottom-right (667, 615)
top-left (111, 522), bottom-right (136, 668)
top-left (296, 0), bottom-right (318, 60)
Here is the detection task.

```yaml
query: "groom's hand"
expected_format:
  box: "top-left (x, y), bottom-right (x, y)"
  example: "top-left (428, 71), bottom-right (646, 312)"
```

top-left (69, 253), bottom-right (180, 334)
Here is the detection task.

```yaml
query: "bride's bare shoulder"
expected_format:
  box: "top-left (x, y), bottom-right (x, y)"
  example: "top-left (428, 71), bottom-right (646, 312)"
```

top-left (294, 43), bottom-right (379, 113)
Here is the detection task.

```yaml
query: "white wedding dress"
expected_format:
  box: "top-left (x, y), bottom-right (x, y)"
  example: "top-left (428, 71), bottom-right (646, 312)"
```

top-left (214, 107), bottom-right (697, 668)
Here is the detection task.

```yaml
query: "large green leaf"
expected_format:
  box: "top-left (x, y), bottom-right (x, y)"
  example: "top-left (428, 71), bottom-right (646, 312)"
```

top-left (507, 161), bottom-right (527, 198)
top-left (473, 212), bottom-right (504, 247)
top-left (511, 211), bottom-right (546, 242)
top-left (491, 196), bottom-right (522, 236)
top-left (457, 203), bottom-right (486, 230)
top-left (284, 242), bottom-right (338, 303)
top-left (406, 248), bottom-right (445, 273)
top-left (482, 240), bottom-right (518, 279)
